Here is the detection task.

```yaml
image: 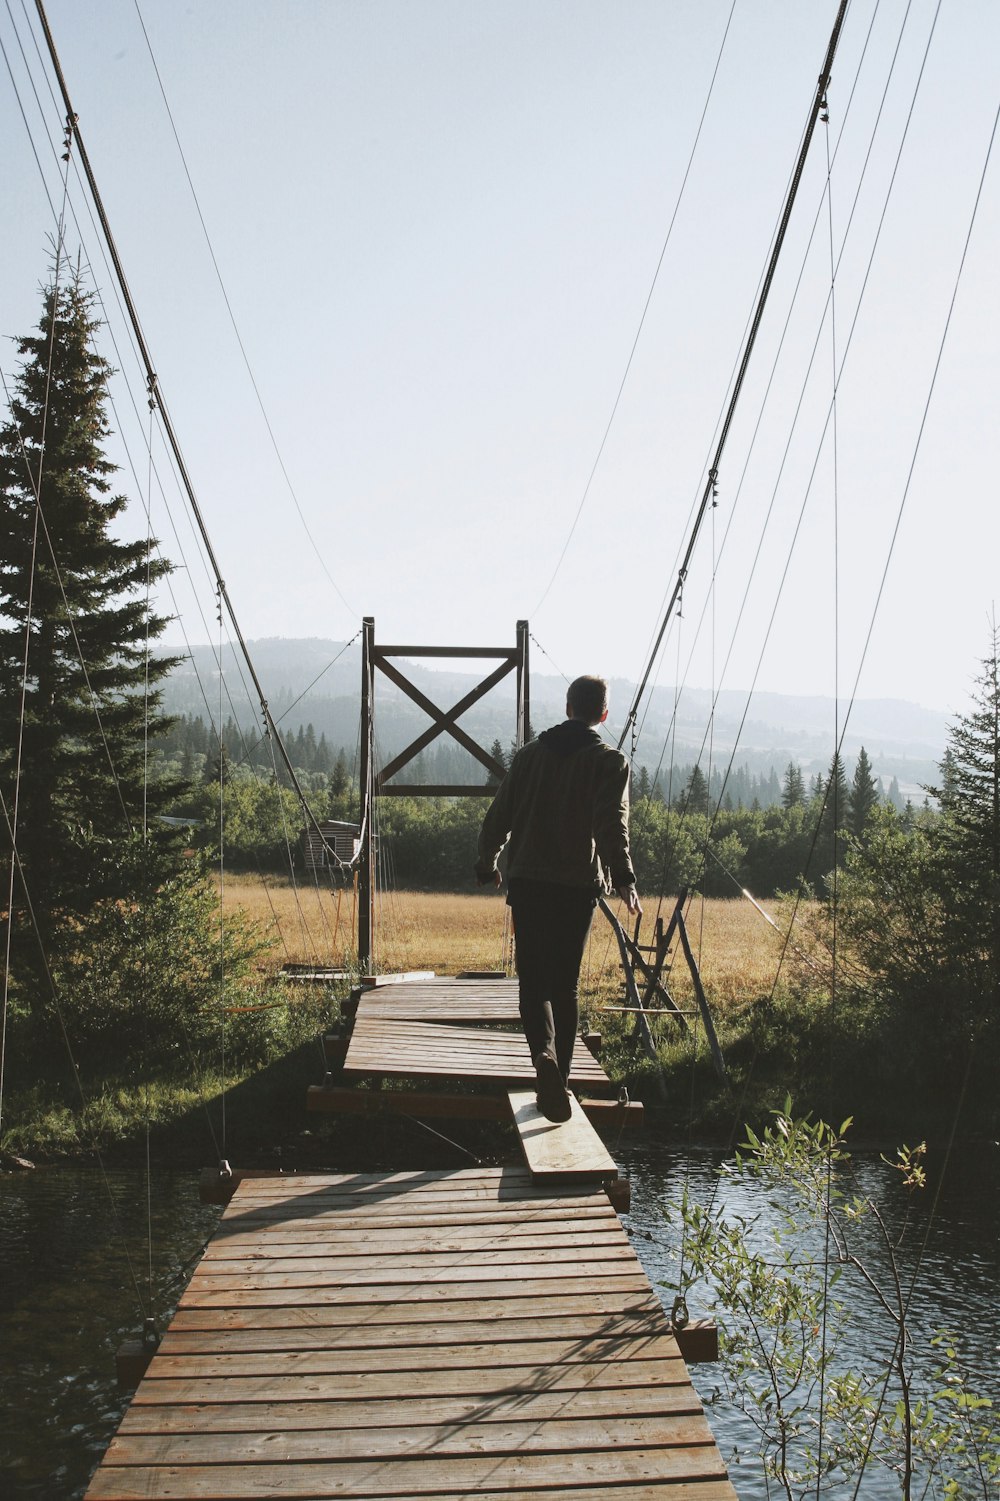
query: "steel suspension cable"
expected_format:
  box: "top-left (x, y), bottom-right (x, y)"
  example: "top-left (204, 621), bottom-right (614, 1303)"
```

top-left (639, 0), bottom-right (938, 924)
top-left (130, 0), bottom-right (355, 621)
top-left (816, 92), bottom-right (841, 1498)
top-left (32, 0), bottom-right (357, 876)
top-left (532, 0), bottom-right (739, 618)
top-left (633, 0), bottom-right (905, 795)
top-left (619, 0), bottom-right (850, 753)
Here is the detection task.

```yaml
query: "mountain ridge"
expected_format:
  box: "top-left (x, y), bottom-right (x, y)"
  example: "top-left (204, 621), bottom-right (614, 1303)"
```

top-left (161, 636), bottom-right (948, 797)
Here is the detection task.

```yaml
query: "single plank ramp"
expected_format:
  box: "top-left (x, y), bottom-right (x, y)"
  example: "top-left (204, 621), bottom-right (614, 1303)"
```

top-left (85, 1169), bottom-right (735, 1501)
top-left (508, 1088), bottom-right (619, 1181)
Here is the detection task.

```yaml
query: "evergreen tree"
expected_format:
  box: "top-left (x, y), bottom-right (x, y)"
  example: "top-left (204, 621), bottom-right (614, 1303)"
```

top-left (931, 633), bottom-right (1000, 1005)
top-left (816, 752), bottom-right (850, 873)
top-left (0, 269), bottom-right (182, 932)
top-left (328, 749), bottom-right (350, 800)
top-left (487, 738), bottom-right (506, 787)
top-left (682, 763), bottom-right (710, 814)
top-left (782, 761), bottom-right (805, 809)
top-left (849, 746), bottom-right (879, 838)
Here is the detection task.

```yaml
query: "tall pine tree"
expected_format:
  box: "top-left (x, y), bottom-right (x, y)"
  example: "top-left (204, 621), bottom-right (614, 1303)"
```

top-left (0, 268), bottom-right (182, 935)
top-left (782, 761), bottom-right (805, 808)
top-left (931, 631), bottom-right (1000, 1008)
top-left (848, 746), bottom-right (879, 838)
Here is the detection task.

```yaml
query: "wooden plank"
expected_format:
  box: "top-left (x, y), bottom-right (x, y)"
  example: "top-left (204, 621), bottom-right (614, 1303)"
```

top-left (105, 1412), bottom-right (717, 1463)
top-left (126, 1356), bottom-right (693, 1405)
top-left (156, 1314), bottom-right (669, 1362)
top-left (167, 1289), bottom-right (662, 1330)
top-left (179, 1265), bottom-right (651, 1299)
top-left (140, 1331), bottom-right (683, 1378)
top-left (87, 1451), bottom-right (732, 1497)
top-left (117, 1382), bottom-right (701, 1432)
top-left (509, 1089), bottom-right (620, 1182)
top-left (199, 1225), bottom-right (626, 1256)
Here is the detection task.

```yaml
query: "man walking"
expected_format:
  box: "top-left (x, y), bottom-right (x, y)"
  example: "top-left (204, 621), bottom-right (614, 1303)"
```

top-left (475, 675), bottom-right (641, 1122)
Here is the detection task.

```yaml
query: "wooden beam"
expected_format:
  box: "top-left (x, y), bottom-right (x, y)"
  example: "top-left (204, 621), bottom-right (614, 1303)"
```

top-left (306, 1085), bottom-right (643, 1127)
top-left (675, 1319), bottom-right (720, 1363)
top-left (374, 645), bottom-right (518, 659)
top-left (378, 783), bottom-right (499, 797)
top-left (374, 655), bottom-right (512, 780)
top-left (307, 1086), bottom-right (509, 1120)
top-left (377, 657), bottom-right (515, 783)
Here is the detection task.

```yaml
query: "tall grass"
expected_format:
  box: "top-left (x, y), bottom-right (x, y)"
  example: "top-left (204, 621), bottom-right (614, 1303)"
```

top-left (222, 873), bottom-right (794, 1014)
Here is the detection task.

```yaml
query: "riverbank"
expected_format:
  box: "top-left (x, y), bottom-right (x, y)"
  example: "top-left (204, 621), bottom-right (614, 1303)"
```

top-left (3, 1012), bottom-right (991, 1173)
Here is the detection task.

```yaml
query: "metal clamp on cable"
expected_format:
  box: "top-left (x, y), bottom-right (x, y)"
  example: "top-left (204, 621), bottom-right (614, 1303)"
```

top-left (671, 1294), bottom-right (690, 1331)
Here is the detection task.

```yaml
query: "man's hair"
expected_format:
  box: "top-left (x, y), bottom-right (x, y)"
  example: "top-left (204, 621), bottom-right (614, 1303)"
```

top-left (566, 675), bottom-right (608, 724)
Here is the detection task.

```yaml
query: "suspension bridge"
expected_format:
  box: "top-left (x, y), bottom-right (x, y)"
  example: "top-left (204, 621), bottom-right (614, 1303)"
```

top-left (4, 0), bottom-right (997, 1494)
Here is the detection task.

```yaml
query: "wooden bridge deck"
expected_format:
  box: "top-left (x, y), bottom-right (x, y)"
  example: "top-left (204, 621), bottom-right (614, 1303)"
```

top-left (353, 976), bottom-right (523, 1021)
top-left (86, 1168), bottom-right (736, 1500)
top-left (341, 977), bottom-right (613, 1093)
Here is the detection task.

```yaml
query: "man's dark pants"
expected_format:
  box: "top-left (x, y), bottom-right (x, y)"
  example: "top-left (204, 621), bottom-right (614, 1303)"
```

top-left (507, 877), bottom-right (596, 1084)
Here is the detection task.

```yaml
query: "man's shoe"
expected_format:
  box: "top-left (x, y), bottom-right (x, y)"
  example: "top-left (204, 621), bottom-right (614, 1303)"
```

top-left (534, 1051), bottom-right (572, 1123)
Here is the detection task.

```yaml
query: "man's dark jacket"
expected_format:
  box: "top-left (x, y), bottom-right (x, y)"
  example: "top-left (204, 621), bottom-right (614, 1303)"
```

top-left (475, 719), bottom-right (636, 893)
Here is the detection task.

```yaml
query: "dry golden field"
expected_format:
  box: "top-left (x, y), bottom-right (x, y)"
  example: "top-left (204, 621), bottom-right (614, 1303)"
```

top-left (222, 874), bottom-right (795, 1015)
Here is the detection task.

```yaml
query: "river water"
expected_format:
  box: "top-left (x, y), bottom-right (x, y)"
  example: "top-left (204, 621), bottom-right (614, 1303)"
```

top-left (1, 1140), bottom-right (997, 1499)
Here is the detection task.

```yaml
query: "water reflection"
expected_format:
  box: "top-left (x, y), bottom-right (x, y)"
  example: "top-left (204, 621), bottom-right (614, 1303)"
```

top-left (0, 1168), bottom-right (219, 1499)
top-left (617, 1135), bottom-right (1000, 1497)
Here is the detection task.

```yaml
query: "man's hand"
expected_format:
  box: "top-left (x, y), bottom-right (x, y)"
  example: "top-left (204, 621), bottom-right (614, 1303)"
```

top-left (617, 884), bottom-right (643, 916)
top-left (476, 867), bottom-right (503, 889)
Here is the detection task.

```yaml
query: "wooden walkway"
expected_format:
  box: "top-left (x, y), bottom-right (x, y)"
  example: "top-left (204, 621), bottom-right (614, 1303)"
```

top-left (86, 1168), bottom-right (735, 1500)
top-left (340, 977), bottom-right (613, 1093)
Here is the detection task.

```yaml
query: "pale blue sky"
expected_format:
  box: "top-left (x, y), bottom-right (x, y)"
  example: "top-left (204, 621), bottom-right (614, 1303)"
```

top-left (2, 0), bottom-right (998, 720)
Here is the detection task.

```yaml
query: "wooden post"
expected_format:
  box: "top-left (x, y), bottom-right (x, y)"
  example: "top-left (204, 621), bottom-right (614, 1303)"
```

top-left (599, 896), bottom-right (657, 1061)
top-left (676, 908), bottom-right (729, 1083)
top-left (516, 618), bottom-right (530, 745)
top-left (358, 616), bottom-right (375, 974)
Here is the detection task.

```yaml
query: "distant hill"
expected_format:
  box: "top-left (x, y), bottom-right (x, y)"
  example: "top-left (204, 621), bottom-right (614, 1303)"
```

top-left (161, 637), bottom-right (948, 800)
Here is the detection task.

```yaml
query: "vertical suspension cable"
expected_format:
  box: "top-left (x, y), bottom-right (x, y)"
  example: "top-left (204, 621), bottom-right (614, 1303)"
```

top-left (216, 586), bottom-right (227, 1161)
top-left (816, 87), bottom-right (840, 1501)
top-left (142, 393), bottom-right (155, 1320)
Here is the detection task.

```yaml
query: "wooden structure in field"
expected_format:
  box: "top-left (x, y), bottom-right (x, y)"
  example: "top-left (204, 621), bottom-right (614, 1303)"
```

top-left (301, 818), bottom-right (360, 874)
top-left (357, 617), bottom-right (529, 971)
top-left (87, 1169), bottom-right (735, 1501)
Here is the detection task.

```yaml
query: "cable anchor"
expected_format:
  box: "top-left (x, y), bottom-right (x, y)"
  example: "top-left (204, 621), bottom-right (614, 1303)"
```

top-left (141, 1317), bottom-right (161, 1352)
top-left (61, 113), bottom-right (77, 162)
top-left (671, 1294), bottom-right (690, 1330)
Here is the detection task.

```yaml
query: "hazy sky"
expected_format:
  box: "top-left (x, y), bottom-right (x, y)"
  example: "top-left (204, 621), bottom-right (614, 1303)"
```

top-left (2, 0), bottom-right (999, 725)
